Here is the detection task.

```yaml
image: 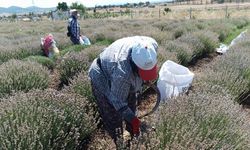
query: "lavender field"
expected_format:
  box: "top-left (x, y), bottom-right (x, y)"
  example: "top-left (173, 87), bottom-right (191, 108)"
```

top-left (0, 17), bottom-right (250, 149)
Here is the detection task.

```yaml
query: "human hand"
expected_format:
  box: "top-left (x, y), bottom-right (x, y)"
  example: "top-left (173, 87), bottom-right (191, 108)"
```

top-left (131, 117), bottom-right (141, 136)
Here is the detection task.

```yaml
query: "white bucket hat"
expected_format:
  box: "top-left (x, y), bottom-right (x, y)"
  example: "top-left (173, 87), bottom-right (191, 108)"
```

top-left (70, 9), bottom-right (77, 13)
top-left (70, 9), bottom-right (78, 15)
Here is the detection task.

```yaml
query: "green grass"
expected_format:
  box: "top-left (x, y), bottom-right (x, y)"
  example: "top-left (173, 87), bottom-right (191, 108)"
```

top-left (95, 39), bottom-right (114, 46)
top-left (60, 45), bottom-right (90, 56)
top-left (223, 25), bottom-right (250, 45)
top-left (23, 56), bottom-right (55, 70)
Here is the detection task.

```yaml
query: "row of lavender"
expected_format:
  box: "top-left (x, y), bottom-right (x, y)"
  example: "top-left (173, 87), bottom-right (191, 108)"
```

top-left (0, 18), bottom-right (249, 149)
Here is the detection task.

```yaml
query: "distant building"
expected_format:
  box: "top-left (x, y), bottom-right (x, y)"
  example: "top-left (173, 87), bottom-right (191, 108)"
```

top-left (32, 16), bottom-right (41, 21)
top-left (148, 5), bottom-right (156, 8)
top-left (22, 17), bottom-right (31, 22)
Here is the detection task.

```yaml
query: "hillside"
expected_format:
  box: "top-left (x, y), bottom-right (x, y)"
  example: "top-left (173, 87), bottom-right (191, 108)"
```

top-left (0, 6), bottom-right (55, 14)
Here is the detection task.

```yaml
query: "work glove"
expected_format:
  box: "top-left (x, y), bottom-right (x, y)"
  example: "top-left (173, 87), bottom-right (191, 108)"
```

top-left (131, 117), bottom-right (141, 136)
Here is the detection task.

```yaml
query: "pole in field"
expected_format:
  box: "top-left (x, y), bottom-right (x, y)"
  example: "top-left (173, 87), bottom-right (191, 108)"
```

top-left (189, 7), bottom-right (192, 19)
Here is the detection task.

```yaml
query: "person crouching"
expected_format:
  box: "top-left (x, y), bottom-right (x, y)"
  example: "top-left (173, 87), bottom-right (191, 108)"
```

top-left (40, 34), bottom-right (60, 58)
top-left (88, 36), bottom-right (158, 146)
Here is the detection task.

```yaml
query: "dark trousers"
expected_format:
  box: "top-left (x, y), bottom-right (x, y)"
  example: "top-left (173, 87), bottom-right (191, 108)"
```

top-left (70, 36), bottom-right (80, 45)
top-left (91, 84), bottom-right (136, 144)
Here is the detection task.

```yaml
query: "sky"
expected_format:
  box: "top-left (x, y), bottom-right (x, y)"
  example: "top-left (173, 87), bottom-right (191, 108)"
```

top-left (0, 0), bottom-right (165, 8)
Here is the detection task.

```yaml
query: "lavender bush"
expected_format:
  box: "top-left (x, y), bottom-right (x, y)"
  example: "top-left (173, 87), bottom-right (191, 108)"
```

top-left (58, 51), bottom-right (90, 86)
top-left (0, 60), bottom-right (49, 98)
top-left (64, 71), bottom-right (95, 104)
top-left (0, 89), bottom-right (97, 149)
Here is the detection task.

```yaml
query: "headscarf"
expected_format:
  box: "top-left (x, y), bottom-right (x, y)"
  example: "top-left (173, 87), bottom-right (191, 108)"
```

top-left (43, 34), bottom-right (54, 56)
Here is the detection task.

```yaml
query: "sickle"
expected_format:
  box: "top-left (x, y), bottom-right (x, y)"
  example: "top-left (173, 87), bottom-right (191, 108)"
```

top-left (138, 84), bottom-right (161, 119)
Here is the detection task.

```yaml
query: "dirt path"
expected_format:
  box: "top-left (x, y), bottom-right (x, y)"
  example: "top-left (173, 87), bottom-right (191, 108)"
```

top-left (189, 53), bottom-right (220, 73)
top-left (48, 69), bottom-right (61, 90)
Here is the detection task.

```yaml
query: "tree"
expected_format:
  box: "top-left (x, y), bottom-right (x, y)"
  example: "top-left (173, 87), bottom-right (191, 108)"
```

top-left (139, 2), bottom-right (145, 6)
top-left (57, 2), bottom-right (68, 11)
top-left (70, 2), bottom-right (86, 14)
top-left (28, 12), bottom-right (34, 17)
top-left (11, 13), bottom-right (17, 19)
top-left (164, 8), bottom-right (171, 13)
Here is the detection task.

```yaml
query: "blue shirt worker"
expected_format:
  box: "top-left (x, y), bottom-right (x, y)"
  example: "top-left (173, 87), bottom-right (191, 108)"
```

top-left (88, 36), bottom-right (158, 144)
top-left (67, 9), bottom-right (91, 45)
top-left (67, 9), bottom-right (81, 44)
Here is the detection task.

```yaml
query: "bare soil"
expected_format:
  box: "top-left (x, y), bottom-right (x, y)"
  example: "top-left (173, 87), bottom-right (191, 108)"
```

top-left (86, 129), bottom-right (116, 150)
top-left (189, 52), bottom-right (220, 72)
top-left (48, 68), bottom-right (61, 90)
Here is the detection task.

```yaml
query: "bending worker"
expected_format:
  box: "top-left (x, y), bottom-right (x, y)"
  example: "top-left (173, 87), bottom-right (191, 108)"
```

top-left (40, 34), bottom-right (59, 58)
top-left (88, 36), bottom-right (158, 144)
